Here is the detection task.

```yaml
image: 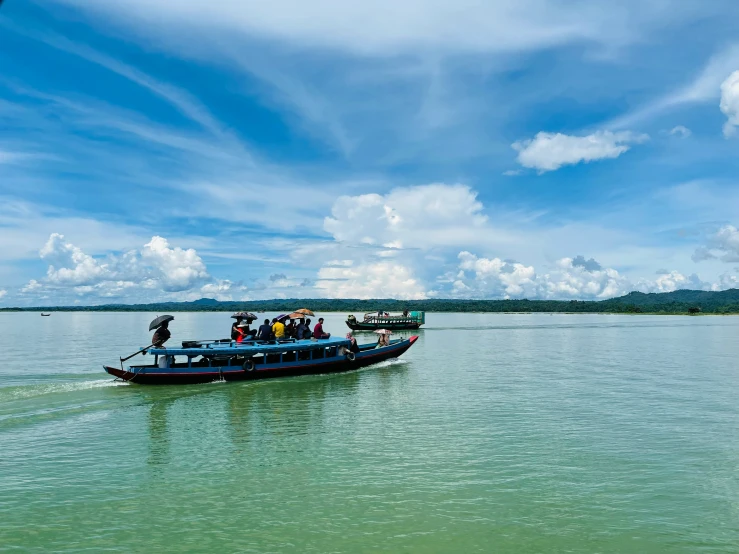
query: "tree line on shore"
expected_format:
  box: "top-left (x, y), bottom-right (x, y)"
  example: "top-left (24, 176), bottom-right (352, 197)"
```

top-left (4, 289), bottom-right (739, 314)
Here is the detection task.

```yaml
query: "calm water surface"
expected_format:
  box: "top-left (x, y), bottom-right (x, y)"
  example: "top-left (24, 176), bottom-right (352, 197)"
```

top-left (1, 312), bottom-right (738, 552)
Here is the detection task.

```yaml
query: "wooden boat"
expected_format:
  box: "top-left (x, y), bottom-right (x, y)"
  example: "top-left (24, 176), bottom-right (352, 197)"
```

top-left (346, 311), bottom-right (425, 331)
top-left (41, 313), bottom-right (51, 316)
top-left (104, 335), bottom-right (418, 385)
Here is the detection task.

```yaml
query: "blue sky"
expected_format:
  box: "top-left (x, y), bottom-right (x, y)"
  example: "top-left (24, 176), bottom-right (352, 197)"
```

top-left (2, 0), bottom-right (739, 305)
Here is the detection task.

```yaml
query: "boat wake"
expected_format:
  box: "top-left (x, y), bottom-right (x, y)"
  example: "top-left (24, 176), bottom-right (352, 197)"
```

top-left (0, 378), bottom-right (129, 402)
top-left (372, 358), bottom-right (408, 369)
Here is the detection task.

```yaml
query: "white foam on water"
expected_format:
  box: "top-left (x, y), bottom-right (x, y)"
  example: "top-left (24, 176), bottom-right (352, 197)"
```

top-left (2, 379), bottom-right (128, 402)
top-left (373, 358), bottom-right (408, 368)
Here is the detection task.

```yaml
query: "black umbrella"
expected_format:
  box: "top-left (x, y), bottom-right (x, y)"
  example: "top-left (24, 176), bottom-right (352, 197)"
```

top-left (149, 315), bottom-right (174, 331)
top-left (231, 312), bottom-right (257, 321)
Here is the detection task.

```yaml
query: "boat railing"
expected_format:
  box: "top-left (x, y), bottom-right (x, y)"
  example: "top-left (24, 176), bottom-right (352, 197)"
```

top-left (180, 338), bottom-right (302, 349)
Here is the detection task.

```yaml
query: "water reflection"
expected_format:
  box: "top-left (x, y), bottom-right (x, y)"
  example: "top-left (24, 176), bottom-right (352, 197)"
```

top-left (140, 365), bottom-right (413, 469)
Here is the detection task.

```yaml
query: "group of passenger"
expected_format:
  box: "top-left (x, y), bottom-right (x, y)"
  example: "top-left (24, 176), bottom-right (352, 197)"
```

top-left (232, 315), bottom-right (331, 343)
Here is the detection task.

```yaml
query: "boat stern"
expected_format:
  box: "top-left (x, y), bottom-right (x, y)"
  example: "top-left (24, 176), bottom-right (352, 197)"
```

top-left (104, 365), bottom-right (129, 379)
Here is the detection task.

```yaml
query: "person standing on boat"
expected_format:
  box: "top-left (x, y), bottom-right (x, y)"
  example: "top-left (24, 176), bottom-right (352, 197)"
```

top-left (152, 321), bottom-right (171, 347)
top-left (313, 318), bottom-right (330, 339)
top-left (256, 318), bottom-right (273, 340)
top-left (272, 317), bottom-right (286, 339)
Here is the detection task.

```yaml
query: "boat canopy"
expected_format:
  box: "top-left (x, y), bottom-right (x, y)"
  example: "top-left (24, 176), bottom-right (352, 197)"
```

top-left (145, 337), bottom-right (350, 357)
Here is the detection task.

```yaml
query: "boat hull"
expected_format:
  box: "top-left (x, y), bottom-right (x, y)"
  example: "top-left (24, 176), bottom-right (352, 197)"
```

top-left (105, 336), bottom-right (418, 385)
top-left (346, 321), bottom-right (421, 331)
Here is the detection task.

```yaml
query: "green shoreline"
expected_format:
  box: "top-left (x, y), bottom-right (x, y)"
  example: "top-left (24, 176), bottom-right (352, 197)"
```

top-left (3, 289), bottom-right (739, 315)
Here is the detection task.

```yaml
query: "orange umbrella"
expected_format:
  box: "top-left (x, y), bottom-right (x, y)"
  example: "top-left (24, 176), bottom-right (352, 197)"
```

top-left (294, 308), bottom-right (315, 316)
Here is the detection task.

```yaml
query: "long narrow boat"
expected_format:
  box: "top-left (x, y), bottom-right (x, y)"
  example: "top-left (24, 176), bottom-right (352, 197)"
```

top-left (346, 311), bottom-right (425, 331)
top-left (104, 335), bottom-right (418, 385)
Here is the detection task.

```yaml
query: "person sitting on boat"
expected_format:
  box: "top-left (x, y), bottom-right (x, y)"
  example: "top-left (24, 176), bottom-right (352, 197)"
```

top-left (285, 319), bottom-right (296, 339)
top-left (272, 317), bottom-right (286, 339)
top-left (256, 318), bottom-right (273, 341)
top-left (295, 318), bottom-right (308, 340)
top-left (231, 316), bottom-right (244, 340)
top-left (152, 321), bottom-right (171, 347)
top-left (234, 322), bottom-right (251, 343)
top-left (375, 332), bottom-right (390, 348)
top-left (312, 317), bottom-right (330, 339)
top-left (346, 332), bottom-right (360, 353)
top-left (303, 318), bottom-right (313, 339)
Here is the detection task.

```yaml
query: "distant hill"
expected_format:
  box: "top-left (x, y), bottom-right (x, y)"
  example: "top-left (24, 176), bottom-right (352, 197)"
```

top-left (3, 289), bottom-right (739, 314)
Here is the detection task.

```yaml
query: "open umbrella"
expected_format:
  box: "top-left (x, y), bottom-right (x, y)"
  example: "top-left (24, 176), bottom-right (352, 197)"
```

top-left (288, 312), bottom-right (307, 319)
top-left (373, 329), bottom-right (393, 335)
top-left (294, 308), bottom-right (315, 317)
top-left (149, 315), bottom-right (174, 331)
top-left (231, 312), bottom-right (257, 321)
top-left (276, 313), bottom-right (290, 322)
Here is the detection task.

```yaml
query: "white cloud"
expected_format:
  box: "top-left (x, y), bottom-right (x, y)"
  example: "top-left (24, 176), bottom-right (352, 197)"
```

top-left (608, 44), bottom-right (739, 129)
top-left (638, 270), bottom-right (707, 293)
top-left (512, 131), bottom-right (648, 172)
top-left (40, 233), bottom-right (109, 286)
top-left (0, 290), bottom-right (6, 300)
top-left (47, 0), bottom-right (702, 56)
top-left (451, 253), bottom-right (633, 299)
top-left (454, 252), bottom-right (538, 298)
top-left (539, 256), bottom-right (632, 299)
top-left (324, 183), bottom-right (488, 249)
top-left (316, 261), bottom-right (427, 300)
top-left (141, 236), bottom-right (209, 292)
top-left (668, 125), bottom-right (691, 138)
top-left (693, 225), bottom-right (739, 263)
top-left (22, 233), bottom-right (216, 301)
top-left (720, 70), bottom-right (739, 138)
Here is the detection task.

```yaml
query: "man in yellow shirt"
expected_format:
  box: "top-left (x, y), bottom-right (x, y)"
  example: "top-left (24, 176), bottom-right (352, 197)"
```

top-left (272, 317), bottom-right (286, 339)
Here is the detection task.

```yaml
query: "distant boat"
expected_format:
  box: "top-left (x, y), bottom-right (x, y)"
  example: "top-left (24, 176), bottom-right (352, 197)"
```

top-left (41, 313), bottom-right (51, 317)
top-left (346, 311), bottom-right (425, 331)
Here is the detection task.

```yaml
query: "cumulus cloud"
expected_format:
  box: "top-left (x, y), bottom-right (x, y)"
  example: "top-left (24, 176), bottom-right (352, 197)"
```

top-left (451, 253), bottom-right (632, 299)
top-left (720, 71), bottom-right (739, 137)
top-left (454, 252), bottom-right (538, 298)
top-left (693, 225), bottom-right (739, 262)
top-left (23, 233), bottom-right (215, 301)
top-left (141, 236), bottom-right (209, 291)
top-left (540, 257), bottom-right (631, 299)
top-left (324, 183), bottom-right (488, 249)
top-left (0, 289), bottom-right (6, 300)
top-left (512, 130), bottom-right (648, 172)
top-left (40, 233), bottom-right (109, 286)
top-left (642, 270), bottom-right (707, 293)
top-left (315, 261), bottom-right (427, 300)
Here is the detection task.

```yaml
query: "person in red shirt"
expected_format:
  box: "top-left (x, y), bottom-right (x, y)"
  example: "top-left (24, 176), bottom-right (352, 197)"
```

top-left (312, 317), bottom-right (330, 339)
top-left (234, 322), bottom-right (250, 343)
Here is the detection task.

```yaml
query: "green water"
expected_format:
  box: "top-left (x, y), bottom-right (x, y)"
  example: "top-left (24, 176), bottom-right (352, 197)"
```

top-left (1, 312), bottom-right (738, 552)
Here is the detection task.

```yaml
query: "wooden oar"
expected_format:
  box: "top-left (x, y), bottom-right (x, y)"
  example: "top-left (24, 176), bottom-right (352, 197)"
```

top-left (120, 343), bottom-right (158, 363)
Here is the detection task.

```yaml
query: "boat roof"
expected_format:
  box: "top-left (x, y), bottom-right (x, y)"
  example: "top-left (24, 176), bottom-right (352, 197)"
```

top-left (146, 337), bottom-right (350, 357)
